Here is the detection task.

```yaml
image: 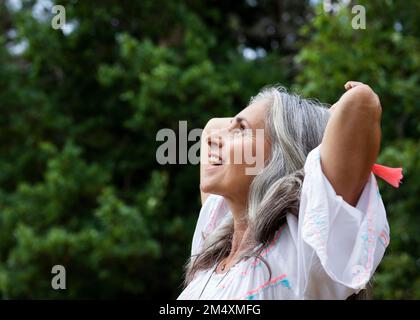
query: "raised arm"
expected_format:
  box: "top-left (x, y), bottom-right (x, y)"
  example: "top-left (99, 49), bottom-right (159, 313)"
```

top-left (320, 81), bottom-right (382, 207)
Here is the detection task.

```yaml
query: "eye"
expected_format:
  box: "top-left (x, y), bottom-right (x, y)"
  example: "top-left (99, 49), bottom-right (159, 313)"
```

top-left (229, 117), bottom-right (247, 135)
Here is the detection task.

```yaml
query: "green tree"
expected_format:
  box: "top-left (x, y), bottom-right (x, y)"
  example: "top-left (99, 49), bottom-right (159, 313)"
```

top-left (0, 0), bottom-right (293, 298)
top-left (0, 0), bottom-right (418, 299)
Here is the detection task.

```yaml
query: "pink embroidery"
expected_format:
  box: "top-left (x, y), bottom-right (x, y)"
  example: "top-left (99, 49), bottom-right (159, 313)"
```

top-left (239, 225), bottom-right (286, 277)
top-left (231, 274), bottom-right (289, 299)
top-left (352, 176), bottom-right (377, 287)
top-left (260, 225), bottom-right (285, 257)
top-left (379, 230), bottom-right (389, 247)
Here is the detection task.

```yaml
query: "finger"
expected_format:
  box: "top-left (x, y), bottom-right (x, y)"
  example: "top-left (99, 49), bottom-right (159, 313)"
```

top-left (345, 81), bottom-right (364, 90)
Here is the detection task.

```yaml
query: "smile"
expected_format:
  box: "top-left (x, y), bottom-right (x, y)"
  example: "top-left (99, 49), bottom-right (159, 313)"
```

top-left (208, 153), bottom-right (223, 165)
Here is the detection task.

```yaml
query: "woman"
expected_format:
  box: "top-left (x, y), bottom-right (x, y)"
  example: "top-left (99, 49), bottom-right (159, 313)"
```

top-left (178, 81), bottom-right (390, 300)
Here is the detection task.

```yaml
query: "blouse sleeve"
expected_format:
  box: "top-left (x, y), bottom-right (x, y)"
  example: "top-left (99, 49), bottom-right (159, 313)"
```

top-left (190, 194), bottom-right (230, 257)
top-left (290, 144), bottom-right (390, 299)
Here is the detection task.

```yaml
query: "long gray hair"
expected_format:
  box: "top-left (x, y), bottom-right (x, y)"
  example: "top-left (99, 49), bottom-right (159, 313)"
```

top-left (182, 85), bottom-right (371, 299)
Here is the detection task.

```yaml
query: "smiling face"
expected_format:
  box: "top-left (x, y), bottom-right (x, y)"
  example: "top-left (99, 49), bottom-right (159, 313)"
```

top-left (200, 100), bottom-right (271, 202)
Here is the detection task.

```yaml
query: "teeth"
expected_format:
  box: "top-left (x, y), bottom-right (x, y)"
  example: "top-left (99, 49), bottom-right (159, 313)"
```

top-left (209, 155), bottom-right (222, 165)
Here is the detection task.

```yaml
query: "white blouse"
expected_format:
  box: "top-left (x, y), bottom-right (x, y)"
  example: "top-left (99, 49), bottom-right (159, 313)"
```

top-left (177, 144), bottom-right (390, 300)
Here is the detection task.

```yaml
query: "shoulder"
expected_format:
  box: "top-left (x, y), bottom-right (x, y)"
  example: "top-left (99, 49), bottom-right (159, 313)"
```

top-left (303, 144), bottom-right (322, 176)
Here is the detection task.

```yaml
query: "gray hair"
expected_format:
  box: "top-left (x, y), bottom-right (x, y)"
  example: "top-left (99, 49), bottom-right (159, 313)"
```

top-left (181, 85), bottom-right (369, 299)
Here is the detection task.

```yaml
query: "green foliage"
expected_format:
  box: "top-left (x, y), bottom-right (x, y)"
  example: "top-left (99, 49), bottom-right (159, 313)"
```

top-left (1, 0), bottom-right (287, 298)
top-left (0, 141), bottom-right (167, 298)
top-left (373, 140), bottom-right (420, 299)
top-left (294, 0), bottom-right (420, 141)
top-left (0, 0), bottom-right (418, 299)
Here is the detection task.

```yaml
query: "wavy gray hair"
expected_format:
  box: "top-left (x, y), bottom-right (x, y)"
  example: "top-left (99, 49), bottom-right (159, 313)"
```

top-left (181, 85), bottom-right (370, 299)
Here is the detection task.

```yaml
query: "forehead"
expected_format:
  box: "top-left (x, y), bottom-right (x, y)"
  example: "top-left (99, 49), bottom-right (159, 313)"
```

top-left (236, 99), bottom-right (268, 129)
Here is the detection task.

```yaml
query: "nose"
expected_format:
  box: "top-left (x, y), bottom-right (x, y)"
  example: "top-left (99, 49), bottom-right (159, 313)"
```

top-left (207, 128), bottom-right (224, 149)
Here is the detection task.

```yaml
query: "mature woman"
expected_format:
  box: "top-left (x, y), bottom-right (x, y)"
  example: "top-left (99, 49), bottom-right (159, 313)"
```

top-left (177, 81), bottom-right (390, 300)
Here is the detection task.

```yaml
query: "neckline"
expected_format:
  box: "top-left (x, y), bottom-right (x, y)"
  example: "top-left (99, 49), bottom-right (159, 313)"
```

top-left (211, 260), bottom-right (242, 277)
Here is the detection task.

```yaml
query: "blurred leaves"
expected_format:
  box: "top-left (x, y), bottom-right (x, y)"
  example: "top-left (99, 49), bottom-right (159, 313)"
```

top-left (0, 0), bottom-right (418, 299)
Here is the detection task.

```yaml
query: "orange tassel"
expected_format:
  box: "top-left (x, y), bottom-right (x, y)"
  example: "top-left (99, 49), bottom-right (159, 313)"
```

top-left (372, 164), bottom-right (403, 188)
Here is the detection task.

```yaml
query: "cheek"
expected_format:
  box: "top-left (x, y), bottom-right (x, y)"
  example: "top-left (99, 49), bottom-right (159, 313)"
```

top-left (227, 134), bottom-right (254, 165)
top-left (201, 135), bottom-right (261, 196)
top-left (220, 166), bottom-right (253, 199)
top-left (223, 138), bottom-right (256, 188)
top-left (230, 135), bottom-right (263, 171)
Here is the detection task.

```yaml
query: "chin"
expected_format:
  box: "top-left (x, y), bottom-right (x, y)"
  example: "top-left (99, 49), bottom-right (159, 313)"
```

top-left (200, 179), bottom-right (226, 197)
top-left (200, 180), bottom-right (214, 194)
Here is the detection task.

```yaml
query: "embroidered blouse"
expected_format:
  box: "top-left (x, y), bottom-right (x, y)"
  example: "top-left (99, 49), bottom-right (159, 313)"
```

top-left (177, 144), bottom-right (390, 300)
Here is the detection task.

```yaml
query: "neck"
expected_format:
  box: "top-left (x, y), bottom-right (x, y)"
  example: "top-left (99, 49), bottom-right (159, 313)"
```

top-left (224, 195), bottom-right (250, 257)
